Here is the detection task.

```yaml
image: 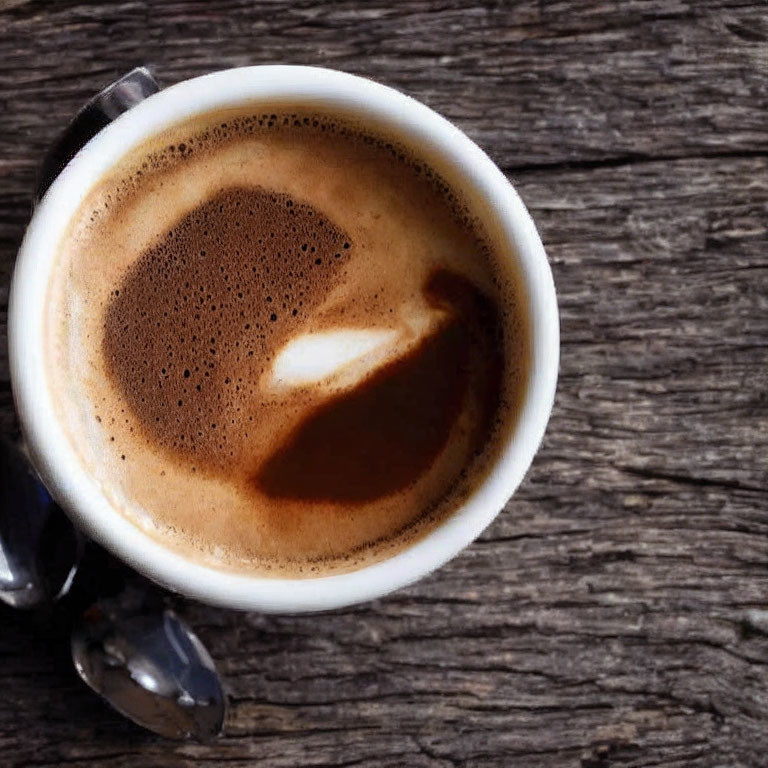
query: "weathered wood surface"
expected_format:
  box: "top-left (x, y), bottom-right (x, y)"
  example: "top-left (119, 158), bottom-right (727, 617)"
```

top-left (1, 1), bottom-right (767, 766)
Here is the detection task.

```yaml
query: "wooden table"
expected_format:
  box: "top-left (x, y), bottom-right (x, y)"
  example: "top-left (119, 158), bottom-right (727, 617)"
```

top-left (1, 2), bottom-right (767, 765)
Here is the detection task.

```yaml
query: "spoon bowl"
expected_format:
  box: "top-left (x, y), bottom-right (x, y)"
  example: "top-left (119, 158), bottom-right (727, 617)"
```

top-left (71, 590), bottom-right (226, 740)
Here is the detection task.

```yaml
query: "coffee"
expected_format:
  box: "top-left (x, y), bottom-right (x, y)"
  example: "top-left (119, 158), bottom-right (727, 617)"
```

top-left (46, 106), bottom-right (529, 576)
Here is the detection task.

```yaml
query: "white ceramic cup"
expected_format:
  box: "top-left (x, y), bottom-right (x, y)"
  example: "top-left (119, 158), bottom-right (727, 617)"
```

top-left (9, 66), bottom-right (558, 612)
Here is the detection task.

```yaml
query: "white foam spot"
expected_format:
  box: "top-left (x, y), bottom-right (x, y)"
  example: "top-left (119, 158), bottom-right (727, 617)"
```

top-left (267, 304), bottom-right (447, 394)
top-left (271, 328), bottom-right (399, 388)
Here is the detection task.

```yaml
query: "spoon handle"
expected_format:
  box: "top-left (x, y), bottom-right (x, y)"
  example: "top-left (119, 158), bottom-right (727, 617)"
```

top-left (34, 66), bottom-right (160, 205)
top-left (3, 67), bottom-right (162, 606)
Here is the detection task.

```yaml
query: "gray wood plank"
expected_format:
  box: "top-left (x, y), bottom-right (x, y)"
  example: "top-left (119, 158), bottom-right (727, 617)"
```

top-left (0, 1), bottom-right (767, 766)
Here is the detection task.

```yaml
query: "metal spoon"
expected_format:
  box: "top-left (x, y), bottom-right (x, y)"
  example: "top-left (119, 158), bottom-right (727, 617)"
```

top-left (6, 67), bottom-right (159, 607)
top-left (0, 437), bottom-right (82, 608)
top-left (71, 588), bottom-right (226, 740)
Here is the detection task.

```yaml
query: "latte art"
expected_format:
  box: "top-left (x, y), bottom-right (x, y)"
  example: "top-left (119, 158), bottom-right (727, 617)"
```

top-left (102, 186), bottom-right (352, 476)
top-left (46, 106), bottom-right (529, 576)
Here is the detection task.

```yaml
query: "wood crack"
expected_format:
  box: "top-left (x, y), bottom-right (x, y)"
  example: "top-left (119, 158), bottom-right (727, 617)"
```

top-left (503, 148), bottom-right (768, 176)
top-left (617, 465), bottom-right (767, 495)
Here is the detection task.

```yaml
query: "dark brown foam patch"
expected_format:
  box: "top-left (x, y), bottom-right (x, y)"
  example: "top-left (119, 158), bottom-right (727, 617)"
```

top-left (103, 186), bottom-right (351, 469)
top-left (255, 269), bottom-right (503, 502)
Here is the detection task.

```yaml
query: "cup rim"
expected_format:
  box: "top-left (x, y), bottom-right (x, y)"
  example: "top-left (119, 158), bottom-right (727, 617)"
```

top-left (9, 65), bottom-right (559, 612)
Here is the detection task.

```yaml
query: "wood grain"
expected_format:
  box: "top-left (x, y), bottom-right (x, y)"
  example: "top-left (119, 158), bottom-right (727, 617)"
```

top-left (1, 1), bottom-right (767, 766)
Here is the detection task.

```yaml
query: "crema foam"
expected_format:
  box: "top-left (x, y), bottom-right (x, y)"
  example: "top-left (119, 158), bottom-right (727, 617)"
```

top-left (46, 106), bottom-right (529, 576)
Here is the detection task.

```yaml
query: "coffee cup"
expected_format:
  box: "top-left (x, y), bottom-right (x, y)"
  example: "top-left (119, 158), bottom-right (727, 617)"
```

top-left (9, 66), bottom-right (558, 612)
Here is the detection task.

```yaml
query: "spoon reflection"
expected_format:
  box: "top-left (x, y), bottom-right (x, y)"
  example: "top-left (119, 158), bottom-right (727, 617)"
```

top-left (71, 589), bottom-right (226, 740)
top-left (0, 437), bottom-right (82, 608)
